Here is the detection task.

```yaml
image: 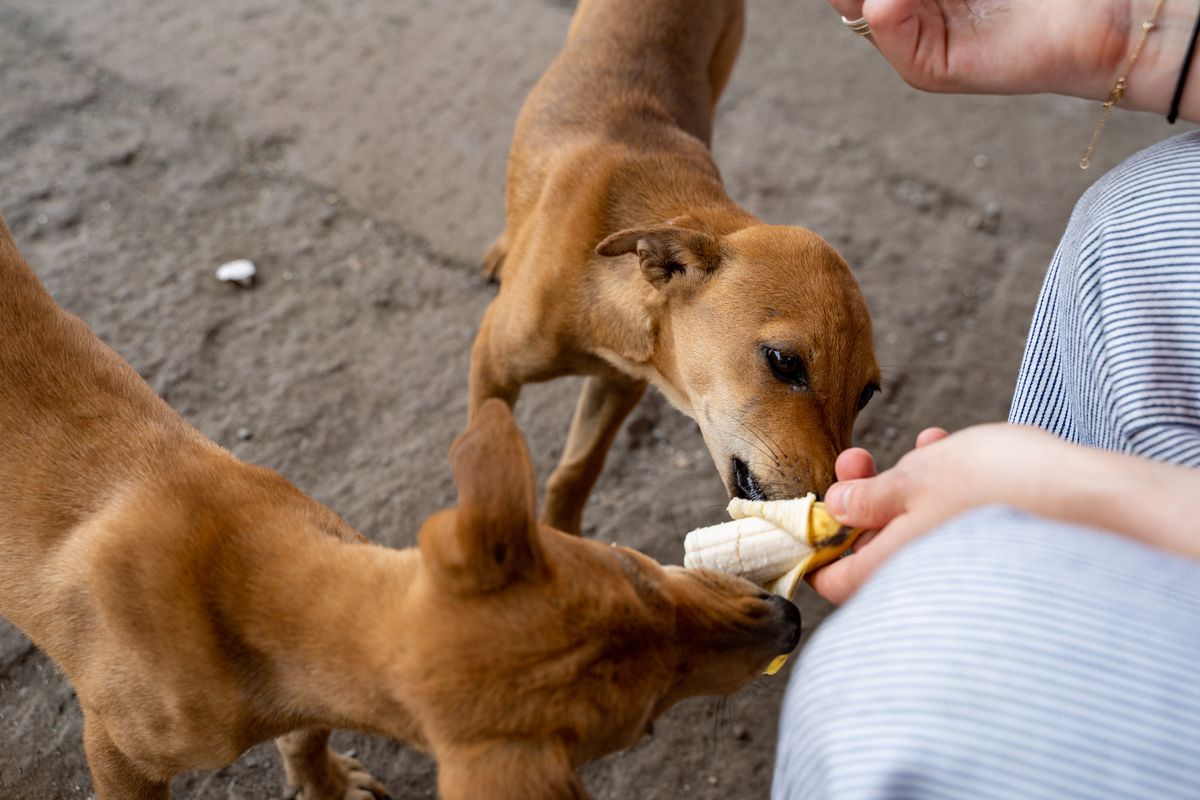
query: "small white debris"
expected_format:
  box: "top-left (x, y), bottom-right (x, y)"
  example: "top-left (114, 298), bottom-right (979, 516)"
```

top-left (236, 427), bottom-right (253, 441)
top-left (215, 259), bottom-right (257, 286)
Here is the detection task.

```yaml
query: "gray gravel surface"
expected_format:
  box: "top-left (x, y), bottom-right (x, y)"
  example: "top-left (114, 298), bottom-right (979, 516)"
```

top-left (0, 1), bottom-right (1178, 797)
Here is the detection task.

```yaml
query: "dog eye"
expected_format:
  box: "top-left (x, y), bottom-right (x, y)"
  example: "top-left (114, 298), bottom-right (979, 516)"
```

top-left (858, 383), bottom-right (879, 411)
top-left (763, 347), bottom-right (807, 389)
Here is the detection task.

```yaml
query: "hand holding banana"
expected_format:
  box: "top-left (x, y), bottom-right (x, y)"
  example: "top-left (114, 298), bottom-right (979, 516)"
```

top-left (684, 495), bottom-right (863, 601)
top-left (684, 494), bottom-right (863, 674)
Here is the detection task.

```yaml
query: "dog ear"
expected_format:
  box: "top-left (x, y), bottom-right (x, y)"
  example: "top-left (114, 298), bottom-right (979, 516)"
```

top-left (437, 740), bottom-right (587, 800)
top-left (422, 399), bottom-right (547, 594)
top-left (596, 225), bottom-right (721, 291)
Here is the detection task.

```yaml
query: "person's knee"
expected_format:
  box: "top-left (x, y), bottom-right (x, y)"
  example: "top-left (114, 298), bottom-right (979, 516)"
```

top-left (775, 509), bottom-right (1033, 795)
top-left (774, 507), bottom-right (1200, 799)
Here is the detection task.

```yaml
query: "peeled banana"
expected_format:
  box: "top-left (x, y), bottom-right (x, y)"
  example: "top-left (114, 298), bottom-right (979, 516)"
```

top-left (683, 494), bottom-right (863, 674)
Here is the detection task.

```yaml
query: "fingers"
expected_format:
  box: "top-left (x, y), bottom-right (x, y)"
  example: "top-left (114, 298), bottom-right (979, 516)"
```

top-left (805, 551), bottom-right (863, 605)
top-left (835, 447), bottom-right (877, 482)
top-left (916, 427), bottom-right (948, 448)
top-left (827, 0), bottom-right (865, 21)
top-left (832, 0), bottom-right (951, 94)
top-left (865, 0), bottom-right (953, 91)
top-left (823, 465), bottom-right (908, 529)
top-left (807, 513), bottom-right (920, 603)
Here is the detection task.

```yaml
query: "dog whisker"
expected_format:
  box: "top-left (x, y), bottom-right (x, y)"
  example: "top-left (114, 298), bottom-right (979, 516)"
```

top-left (710, 407), bottom-right (785, 466)
top-left (728, 410), bottom-right (789, 465)
top-left (725, 428), bottom-right (783, 468)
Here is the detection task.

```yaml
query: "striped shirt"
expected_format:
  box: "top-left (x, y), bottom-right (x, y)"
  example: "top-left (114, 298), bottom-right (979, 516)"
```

top-left (1010, 130), bottom-right (1200, 464)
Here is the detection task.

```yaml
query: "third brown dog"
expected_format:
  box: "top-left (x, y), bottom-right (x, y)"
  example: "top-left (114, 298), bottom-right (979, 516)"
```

top-left (471, 0), bottom-right (882, 534)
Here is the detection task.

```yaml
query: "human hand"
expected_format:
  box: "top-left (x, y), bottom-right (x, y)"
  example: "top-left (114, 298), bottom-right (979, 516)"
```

top-left (808, 423), bottom-right (1074, 603)
top-left (824, 0), bottom-right (1187, 114)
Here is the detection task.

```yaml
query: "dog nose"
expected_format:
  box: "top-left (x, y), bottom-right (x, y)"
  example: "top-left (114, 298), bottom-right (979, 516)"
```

top-left (769, 594), bottom-right (802, 654)
top-left (730, 457), bottom-right (767, 501)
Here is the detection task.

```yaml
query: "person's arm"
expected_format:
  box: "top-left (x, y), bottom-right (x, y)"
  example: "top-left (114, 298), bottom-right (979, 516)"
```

top-left (826, 0), bottom-right (1200, 125)
top-left (809, 423), bottom-right (1200, 604)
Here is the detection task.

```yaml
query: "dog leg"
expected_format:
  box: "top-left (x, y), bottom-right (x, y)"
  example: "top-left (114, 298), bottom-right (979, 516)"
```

top-left (481, 230), bottom-right (509, 283)
top-left (542, 374), bottom-right (646, 535)
top-left (83, 714), bottom-right (169, 800)
top-left (439, 740), bottom-right (588, 800)
top-left (275, 729), bottom-right (390, 800)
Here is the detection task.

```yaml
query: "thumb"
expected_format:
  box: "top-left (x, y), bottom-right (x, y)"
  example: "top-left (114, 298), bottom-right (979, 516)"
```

top-left (915, 427), bottom-right (948, 447)
top-left (823, 471), bottom-right (907, 529)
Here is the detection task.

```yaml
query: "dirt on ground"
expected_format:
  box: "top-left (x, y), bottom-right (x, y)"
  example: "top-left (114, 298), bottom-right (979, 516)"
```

top-left (0, 1), bottom-right (1178, 798)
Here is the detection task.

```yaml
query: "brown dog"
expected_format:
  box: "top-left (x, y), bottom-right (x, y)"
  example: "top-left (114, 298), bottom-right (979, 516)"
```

top-left (471, 0), bottom-right (882, 534)
top-left (0, 218), bottom-right (800, 799)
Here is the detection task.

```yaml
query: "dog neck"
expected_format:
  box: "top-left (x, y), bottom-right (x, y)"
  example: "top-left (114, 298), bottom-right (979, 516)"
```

top-left (224, 505), bottom-right (430, 747)
top-left (607, 156), bottom-right (758, 240)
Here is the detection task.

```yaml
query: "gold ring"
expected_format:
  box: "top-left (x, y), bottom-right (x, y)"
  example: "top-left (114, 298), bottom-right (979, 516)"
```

top-left (841, 15), bottom-right (871, 36)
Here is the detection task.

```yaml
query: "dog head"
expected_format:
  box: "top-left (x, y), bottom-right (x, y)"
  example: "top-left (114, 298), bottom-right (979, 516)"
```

top-left (597, 222), bottom-right (880, 501)
top-left (410, 400), bottom-right (799, 799)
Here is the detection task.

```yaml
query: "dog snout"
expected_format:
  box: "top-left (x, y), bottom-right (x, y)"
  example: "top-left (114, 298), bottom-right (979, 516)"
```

top-left (731, 456), bottom-right (839, 502)
top-left (787, 459), bottom-right (837, 501)
top-left (769, 594), bottom-right (802, 654)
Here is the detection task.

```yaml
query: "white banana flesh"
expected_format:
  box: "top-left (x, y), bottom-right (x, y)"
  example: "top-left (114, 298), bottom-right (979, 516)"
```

top-left (683, 516), bottom-right (810, 585)
top-left (683, 493), bottom-right (863, 675)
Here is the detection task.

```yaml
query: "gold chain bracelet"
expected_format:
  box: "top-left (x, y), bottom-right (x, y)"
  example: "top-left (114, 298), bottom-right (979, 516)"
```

top-left (1081, 0), bottom-right (1168, 169)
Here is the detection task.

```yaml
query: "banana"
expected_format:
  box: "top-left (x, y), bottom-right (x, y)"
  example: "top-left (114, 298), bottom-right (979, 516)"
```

top-left (683, 494), bottom-right (863, 675)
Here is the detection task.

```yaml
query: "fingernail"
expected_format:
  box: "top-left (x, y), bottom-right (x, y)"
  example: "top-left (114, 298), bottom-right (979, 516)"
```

top-left (825, 484), bottom-right (851, 516)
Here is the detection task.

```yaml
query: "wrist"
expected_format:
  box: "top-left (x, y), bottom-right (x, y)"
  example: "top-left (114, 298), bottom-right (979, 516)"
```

top-left (1054, 447), bottom-right (1137, 533)
top-left (1059, 447), bottom-right (1197, 559)
top-left (1104, 455), bottom-right (1200, 559)
top-left (1121, 0), bottom-right (1200, 121)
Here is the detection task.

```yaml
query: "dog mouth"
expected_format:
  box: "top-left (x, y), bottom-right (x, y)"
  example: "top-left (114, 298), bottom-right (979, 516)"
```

top-left (730, 457), bottom-right (767, 501)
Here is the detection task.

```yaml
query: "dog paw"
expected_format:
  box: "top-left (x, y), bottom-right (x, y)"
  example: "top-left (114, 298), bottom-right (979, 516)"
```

top-left (281, 749), bottom-right (391, 800)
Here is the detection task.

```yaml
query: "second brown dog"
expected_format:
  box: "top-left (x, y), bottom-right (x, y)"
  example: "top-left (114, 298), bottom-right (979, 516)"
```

top-left (471, 0), bottom-right (882, 534)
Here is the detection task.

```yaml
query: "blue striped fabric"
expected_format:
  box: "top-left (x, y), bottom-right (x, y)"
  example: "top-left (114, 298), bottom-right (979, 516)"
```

top-left (772, 507), bottom-right (1200, 800)
top-left (773, 133), bottom-right (1200, 798)
top-left (1010, 130), bottom-right (1200, 464)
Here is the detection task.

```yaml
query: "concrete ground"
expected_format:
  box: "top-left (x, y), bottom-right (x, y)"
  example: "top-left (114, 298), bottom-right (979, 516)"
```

top-left (0, 1), bottom-right (1177, 797)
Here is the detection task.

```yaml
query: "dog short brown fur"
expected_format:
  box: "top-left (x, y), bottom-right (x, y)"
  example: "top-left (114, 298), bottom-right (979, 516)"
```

top-left (0, 218), bottom-right (800, 799)
top-left (471, 0), bottom-right (882, 534)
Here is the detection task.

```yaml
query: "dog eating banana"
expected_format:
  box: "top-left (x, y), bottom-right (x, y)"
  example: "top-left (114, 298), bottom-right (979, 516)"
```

top-left (683, 494), bottom-right (863, 674)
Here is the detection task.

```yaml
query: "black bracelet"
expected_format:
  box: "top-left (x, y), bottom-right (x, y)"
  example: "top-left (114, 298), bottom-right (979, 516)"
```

top-left (1168, 8), bottom-right (1200, 123)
